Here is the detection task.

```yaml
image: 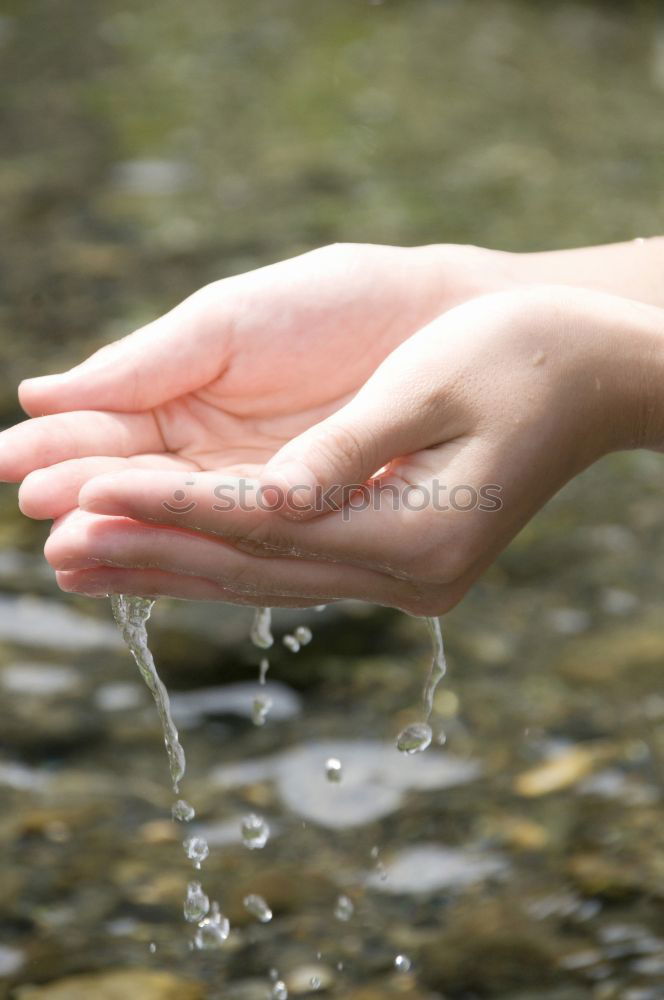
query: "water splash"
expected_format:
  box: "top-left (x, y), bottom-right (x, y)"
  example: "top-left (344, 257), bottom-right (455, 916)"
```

top-left (251, 607), bottom-right (274, 649)
top-left (194, 902), bottom-right (230, 950)
top-left (325, 757), bottom-right (343, 782)
top-left (241, 813), bottom-right (270, 850)
top-left (396, 616), bottom-right (446, 755)
top-left (252, 694), bottom-right (273, 727)
top-left (334, 894), bottom-right (354, 921)
top-left (422, 616), bottom-right (447, 720)
top-left (183, 834), bottom-right (210, 869)
top-left (294, 625), bottom-right (312, 645)
top-left (184, 881), bottom-right (210, 923)
top-left (110, 595), bottom-right (185, 792)
top-left (243, 893), bottom-right (273, 923)
top-left (172, 799), bottom-right (195, 822)
top-left (396, 722), bottom-right (432, 755)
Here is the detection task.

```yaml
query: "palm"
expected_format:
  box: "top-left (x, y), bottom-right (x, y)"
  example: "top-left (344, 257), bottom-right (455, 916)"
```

top-left (7, 243), bottom-right (501, 518)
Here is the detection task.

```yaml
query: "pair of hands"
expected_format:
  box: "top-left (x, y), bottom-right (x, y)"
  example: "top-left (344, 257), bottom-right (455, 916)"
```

top-left (2, 240), bottom-right (663, 614)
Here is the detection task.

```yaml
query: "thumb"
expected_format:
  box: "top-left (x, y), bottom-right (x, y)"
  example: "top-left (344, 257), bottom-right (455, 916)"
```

top-left (260, 343), bottom-right (446, 519)
top-left (19, 288), bottom-right (228, 417)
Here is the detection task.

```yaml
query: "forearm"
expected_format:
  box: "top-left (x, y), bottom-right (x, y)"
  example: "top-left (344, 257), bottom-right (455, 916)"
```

top-left (509, 237), bottom-right (664, 309)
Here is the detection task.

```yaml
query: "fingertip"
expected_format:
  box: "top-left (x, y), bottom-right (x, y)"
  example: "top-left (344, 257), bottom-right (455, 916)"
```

top-left (78, 475), bottom-right (123, 514)
top-left (18, 471), bottom-right (49, 519)
top-left (259, 461), bottom-right (323, 519)
top-left (18, 374), bottom-right (63, 416)
top-left (55, 570), bottom-right (108, 597)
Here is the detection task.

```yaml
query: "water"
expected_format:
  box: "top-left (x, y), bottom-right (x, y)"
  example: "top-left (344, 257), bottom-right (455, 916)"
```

top-left (172, 799), bottom-right (195, 822)
top-left (193, 902), bottom-right (230, 950)
top-left (243, 893), bottom-right (273, 923)
top-left (183, 834), bottom-right (210, 868)
top-left (184, 881), bottom-right (210, 923)
top-left (250, 607), bottom-right (274, 650)
top-left (394, 954), bottom-right (412, 973)
top-left (422, 616), bottom-right (447, 720)
top-left (253, 641), bottom-right (272, 726)
top-left (252, 693), bottom-right (273, 727)
top-left (110, 595), bottom-right (185, 792)
top-left (333, 894), bottom-right (354, 922)
top-left (396, 616), bottom-right (446, 755)
top-left (396, 722), bottom-right (433, 755)
top-left (283, 634), bottom-right (300, 653)
top-left (241, 813), bottom-right (270, 850)
top-left (325, 757), bottom-right (343, 782)
top-left (294, 625), bottom-right (312, 645)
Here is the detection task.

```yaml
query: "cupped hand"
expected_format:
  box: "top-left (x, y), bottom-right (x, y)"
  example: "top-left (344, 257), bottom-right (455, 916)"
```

top-left (45, 286), bottom-right (664, 614)
top-left (1, 242), bottom-right (510, 519)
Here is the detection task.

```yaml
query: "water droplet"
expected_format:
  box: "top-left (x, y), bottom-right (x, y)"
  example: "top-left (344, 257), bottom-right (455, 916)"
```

top-left (314, 605), bottom-right (326, 612)
top-left (271, 982), bottom-right (288, 999)
top-left (194, 902), bottom-right (229, 950)
top-left (243, 893), bottom-right (272, 923)
top-left (259, 657), bottom-right (270, 685)
top-left (183, 835), bottom-right (209, 868)
top-left (396, 722), bottom-right (432, 754)
top-left (148, 941), bottom-right (157, 953)
top-left (172, 799), bottom-right (195, 822)
top-left (334, 894), bottom-right (354, 921)
top-left (325, 757), bottom-right (342, 782)
top-left (184, 880), bottom-right (209, 922)
top-left (252, 694), bottom-right (273, 727)
top-left (282, 634), bottom-right (300, 653)
top-left (394, 954), bottom-right (412, 972)
top-left (241, 813), bottom-right (270, 850)
top-left (294, 625), bottom-right (312, 645)
top-left (310, 976), bottom-right (321, 990)
top-left (250, 607), bottom-right (273, 649)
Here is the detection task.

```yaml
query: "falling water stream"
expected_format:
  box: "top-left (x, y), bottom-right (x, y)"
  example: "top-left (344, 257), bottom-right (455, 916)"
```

top-left (111, 595), bottom-right (448, 984)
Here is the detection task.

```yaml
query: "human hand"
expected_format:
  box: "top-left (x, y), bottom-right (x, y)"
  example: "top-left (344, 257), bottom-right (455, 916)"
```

top-left (1, 242), bottom-right (511, 520)
top-left (44, 286), bottom-right (664, 613)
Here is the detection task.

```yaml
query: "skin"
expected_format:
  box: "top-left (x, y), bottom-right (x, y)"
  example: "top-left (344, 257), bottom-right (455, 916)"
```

top-left (1, 240), bottom-right (664, 615)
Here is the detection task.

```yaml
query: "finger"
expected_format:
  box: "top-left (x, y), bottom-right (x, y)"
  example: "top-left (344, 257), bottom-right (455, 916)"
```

top-left (0, 410), bottom-right (164, 483)
top-left (258, 312), bottom-right (468, 518)
top-left (19, 454), bottom-right (198, 520)
top-left (45, 510), bottom-right (412, 608)
top-left (77, 443), bottom-right (483, 574)
top-left (56, 568), bottom-right (328, 606)
top-left (19, 286), bottom-right (229, 417)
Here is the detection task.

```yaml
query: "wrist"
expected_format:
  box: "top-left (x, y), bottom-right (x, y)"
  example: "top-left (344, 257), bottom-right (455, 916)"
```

top-left (555, 290), bottom-right (664, 456)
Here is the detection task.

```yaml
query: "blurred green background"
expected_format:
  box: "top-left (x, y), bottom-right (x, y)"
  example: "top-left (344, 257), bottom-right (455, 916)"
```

top-left (1, 1), bottom-right (664, 998)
